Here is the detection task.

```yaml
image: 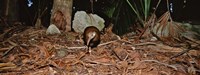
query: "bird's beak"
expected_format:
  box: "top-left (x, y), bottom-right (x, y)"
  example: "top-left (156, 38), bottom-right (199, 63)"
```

top-left (87, 37), bottom-right (92, 46)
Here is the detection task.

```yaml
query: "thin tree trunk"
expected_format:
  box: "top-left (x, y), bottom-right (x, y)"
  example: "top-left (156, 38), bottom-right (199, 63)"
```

top-left (3, 0), bottom-right (19, 25)
top-left (51, 0), bottom-right (73, 31)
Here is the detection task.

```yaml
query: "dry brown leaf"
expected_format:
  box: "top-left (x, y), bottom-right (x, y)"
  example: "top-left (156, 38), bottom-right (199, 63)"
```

top-left (129, 60), bottom-right (147, 70)
top-left (105, 24), bottom-right (114, 34)
top-left (113, 47), bottom-right (128, 60)
top-left (128, 51), bottom-right (142, 61)
top-left (173, 64), bottom-right (187, 75)
top-left (1, 23), bottom-right (199, 74)
top-left (96, 46), bottom-right (106, 55)
top-left (37, 45), bottom-right (50, 58)
top-left (116, 61), bottom-right (128, 70)
top-left (188, 66), bottom-right (196, 75)
top-left (142, 67), bottom-right (159, 75)
top-left (5, 54), bottom-right (16, 62)
top-left (43, 42), bottom-right (54, 50)
top-left (160, 71), bottom-right (171, 75)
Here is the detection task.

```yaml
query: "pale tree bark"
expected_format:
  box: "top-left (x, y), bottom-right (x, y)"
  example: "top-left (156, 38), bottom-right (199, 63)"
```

top-left (51, 0), bottom-right (73, 31)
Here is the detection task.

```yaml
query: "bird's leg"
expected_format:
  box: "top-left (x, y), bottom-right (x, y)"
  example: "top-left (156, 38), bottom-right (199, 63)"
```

top-left (88, 47), bottom-right (92, 55)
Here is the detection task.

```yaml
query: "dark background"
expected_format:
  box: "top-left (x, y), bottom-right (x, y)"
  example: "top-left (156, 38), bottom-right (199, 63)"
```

top-left (0, 0), bottom-right (200, 34)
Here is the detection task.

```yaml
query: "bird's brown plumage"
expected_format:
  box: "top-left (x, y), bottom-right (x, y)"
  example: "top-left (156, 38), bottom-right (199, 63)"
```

top-left (83, 26), bottom-right (100, 48)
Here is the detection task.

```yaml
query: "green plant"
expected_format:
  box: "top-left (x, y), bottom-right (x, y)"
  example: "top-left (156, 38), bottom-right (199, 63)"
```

top-left (102, 0), bottom-right (136, 35)
top-left (126, 0), bottom-right (151, 27)
top-left (126, 0), bottom-right (185, 41)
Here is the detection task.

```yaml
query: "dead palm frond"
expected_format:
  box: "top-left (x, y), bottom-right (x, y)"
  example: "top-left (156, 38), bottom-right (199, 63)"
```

top-left (152, 11), bottom-right (185, 39)
top-left (139, 13), bottom-right (157, 39)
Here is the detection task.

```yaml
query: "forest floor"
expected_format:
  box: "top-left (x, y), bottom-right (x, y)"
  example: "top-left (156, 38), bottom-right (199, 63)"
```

top-left (0, 25), bottom-right (200, 75)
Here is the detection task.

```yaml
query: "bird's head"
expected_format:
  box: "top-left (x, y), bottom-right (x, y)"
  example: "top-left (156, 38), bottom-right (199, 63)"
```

top-left (87, 31), bottom-right (96, 46)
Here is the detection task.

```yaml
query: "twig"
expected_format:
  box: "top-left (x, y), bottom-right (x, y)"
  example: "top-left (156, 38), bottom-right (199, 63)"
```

top-left (17, 54), bottom-right (31, 58)
top-left (0, 62), bottom-right (16, 68)
top-left (64, 40), bottom-right (117, 50)
top-left (134, 42), bottom-right (157, 46)
top-left (84, 59), bottom-right (113, 66)
top-left (8, 40), bottom-right (18, 46)
top-left (151, 31), bottom-right (164, 41)
top-left (120, 40), bottom-right (132, 45)
top-left (0, 48), bottom-right (10, 52)
top-left (143, 60), bottom-right (177, 70)
top-left (170, 44), bottom-right (200, 59)
top-left (183, 35), bottom-right (200, 45)
top-left (128, 60), bottom-right (177, 70)
top-left (2, 46), bottom-right (15, 57)
top-left (0, 62), bottom-right (16, 70)
top-left (150, 31), bottom-right (174, 47)
top-left (186, 53), bottom-right (198, 67)
top-left (66, 46), bottom-right (87, 49)
top-left (98, 40), bottom-right (118, 47)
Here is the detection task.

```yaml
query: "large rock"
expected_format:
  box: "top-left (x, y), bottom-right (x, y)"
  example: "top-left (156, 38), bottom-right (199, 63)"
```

top-left (72, 11), bottom-right (105, 33)
top-left (46, 24), bottom-right (61, 35)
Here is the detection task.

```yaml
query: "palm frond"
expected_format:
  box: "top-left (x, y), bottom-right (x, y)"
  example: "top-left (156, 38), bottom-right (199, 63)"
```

top-left (102, 0), bottom-right (136, 35)
top-left (152, 11), bottom-right (185, 38)
top-left (126, 0), bottom-right (152, 26)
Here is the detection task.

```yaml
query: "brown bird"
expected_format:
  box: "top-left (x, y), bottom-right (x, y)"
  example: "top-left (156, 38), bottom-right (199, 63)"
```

top-left (83, 26), bottom-right (100, 53)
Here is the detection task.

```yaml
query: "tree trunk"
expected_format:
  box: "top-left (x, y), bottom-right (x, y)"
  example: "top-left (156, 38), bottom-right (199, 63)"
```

top-left (1, 0), bottom-right (19, 25)
top-left (51, 0), bottom-right (73, 31)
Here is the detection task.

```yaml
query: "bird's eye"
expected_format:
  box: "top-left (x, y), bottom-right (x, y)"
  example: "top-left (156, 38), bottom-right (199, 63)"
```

top-left (93, 33), bottom-right (96, 36)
